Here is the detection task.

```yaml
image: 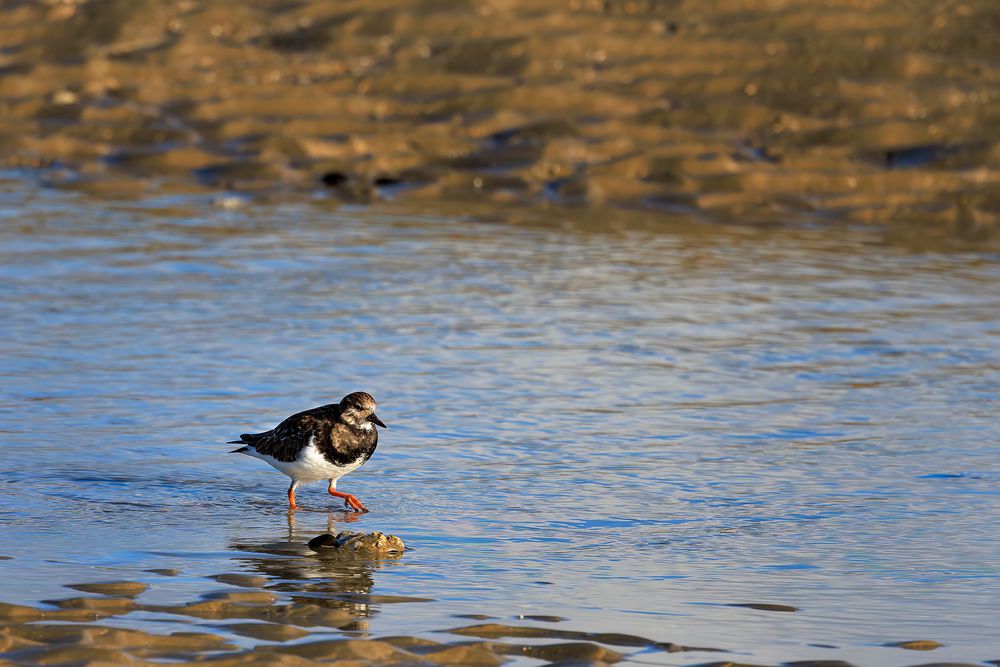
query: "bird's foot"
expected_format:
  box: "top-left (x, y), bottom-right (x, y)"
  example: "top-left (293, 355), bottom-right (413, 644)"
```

top-left (343, 494), bottom-right (368, 512)
top-left (328, 488), bottom-right (368, 512)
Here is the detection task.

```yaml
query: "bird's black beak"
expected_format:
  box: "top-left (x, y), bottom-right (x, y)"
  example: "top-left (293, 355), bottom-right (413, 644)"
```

top-left (368, 413), bottom-right (387, 428)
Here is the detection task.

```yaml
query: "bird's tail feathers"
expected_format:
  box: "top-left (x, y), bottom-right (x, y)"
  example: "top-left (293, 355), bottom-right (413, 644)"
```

top-left (228, 432), bottom-right (266, 450)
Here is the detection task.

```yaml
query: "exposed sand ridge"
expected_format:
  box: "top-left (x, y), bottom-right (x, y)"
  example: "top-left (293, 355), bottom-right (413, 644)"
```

top-left (0, 0), bottom-right (998, 235)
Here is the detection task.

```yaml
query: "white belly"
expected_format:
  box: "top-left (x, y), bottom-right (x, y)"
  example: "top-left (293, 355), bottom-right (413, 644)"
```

top-left (247, 440), bottom-right (365, 483)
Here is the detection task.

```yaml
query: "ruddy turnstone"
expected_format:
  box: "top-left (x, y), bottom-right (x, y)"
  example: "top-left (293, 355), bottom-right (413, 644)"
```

top-left (229, 392), bottom-right (385, 511)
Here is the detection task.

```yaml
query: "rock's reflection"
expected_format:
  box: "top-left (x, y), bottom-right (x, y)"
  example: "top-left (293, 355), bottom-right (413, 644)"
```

top-left (227, 514), bottom-right (407, 634)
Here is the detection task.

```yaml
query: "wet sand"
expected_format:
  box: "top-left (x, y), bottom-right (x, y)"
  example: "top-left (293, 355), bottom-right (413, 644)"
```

top-left (0, 0), bottom-right (998, 234)
top-left (0, 528), bottom-right (985, 667)
top-left (0, 533), bottom-right (672, 666)
top-left (0, 545), bottom-right (977, 667)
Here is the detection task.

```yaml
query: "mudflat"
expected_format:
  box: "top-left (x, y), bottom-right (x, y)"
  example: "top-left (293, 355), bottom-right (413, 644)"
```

top-left (1, 0), bottom-right (998, 232)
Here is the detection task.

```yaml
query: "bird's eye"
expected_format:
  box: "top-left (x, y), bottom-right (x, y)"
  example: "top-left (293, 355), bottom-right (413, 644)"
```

top-left (353, 403), bottom-right (362, 410)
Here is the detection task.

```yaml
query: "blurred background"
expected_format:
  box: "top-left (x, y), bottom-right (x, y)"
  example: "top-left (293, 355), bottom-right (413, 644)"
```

top-left (0, 0), bottom-right (998, 234)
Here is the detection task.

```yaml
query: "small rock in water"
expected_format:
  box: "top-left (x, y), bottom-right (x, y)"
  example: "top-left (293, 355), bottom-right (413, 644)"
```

top-left (49, 596), bottom-right (137, 613)
top-left (66, 581), bottom-right (148, 597)
top-left (210, 573), bottom-right (269, 588)
top-left (518, 613), bottom-right (566, 622)
top-left (307, 531), bottom-right (405, 556)
top-left (728, 602), bottom-right (799, 612)
top-left (221, 622), bottom-right (310, 641)
top-left (884, 639), bottom-right (944, 650)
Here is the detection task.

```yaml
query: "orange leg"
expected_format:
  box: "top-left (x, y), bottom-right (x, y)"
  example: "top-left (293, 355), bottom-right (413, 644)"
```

top-left (287, 480), bottom-right (299, 510)
top-left (328, 479), bottom-right (367, 512)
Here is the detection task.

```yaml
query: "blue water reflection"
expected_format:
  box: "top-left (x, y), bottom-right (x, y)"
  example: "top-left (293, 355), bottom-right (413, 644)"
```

top-left (0, 181), bottom-right (997, 666)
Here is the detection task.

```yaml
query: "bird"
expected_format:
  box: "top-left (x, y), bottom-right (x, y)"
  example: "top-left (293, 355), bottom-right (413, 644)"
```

top-left (228, 392), bottom-right (386, 512)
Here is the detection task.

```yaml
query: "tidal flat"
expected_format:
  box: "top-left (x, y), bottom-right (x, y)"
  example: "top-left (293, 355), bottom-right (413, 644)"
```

top-left (0, 182), bottom-right (998, 665)
top-left (0, 0), bottom-right (999, 238)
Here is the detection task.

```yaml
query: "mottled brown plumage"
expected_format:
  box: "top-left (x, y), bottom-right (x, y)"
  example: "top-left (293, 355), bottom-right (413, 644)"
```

top-left (229, 392), bottom-right (386, 511)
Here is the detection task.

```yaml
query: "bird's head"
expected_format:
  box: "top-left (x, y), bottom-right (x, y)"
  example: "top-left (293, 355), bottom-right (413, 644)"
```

top-left (339, 391), bottom-right (386, 431)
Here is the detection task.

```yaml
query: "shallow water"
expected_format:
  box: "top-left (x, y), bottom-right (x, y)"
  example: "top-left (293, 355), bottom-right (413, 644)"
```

top-left (0, 179), bottom-right (998, 666)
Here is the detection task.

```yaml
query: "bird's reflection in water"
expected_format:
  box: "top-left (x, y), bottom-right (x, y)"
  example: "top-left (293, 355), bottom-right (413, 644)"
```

top-left (227, 512), bottom-right (404, 635)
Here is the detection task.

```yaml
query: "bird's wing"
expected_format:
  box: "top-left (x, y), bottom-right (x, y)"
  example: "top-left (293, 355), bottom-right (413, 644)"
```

top-left (244, 404), bottom-right (341, 463)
